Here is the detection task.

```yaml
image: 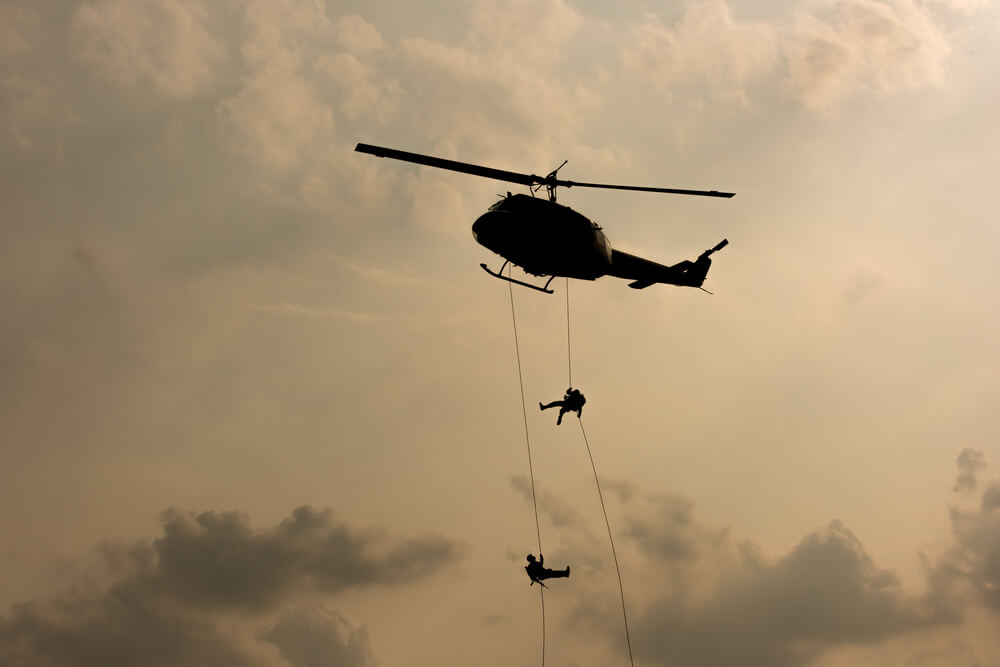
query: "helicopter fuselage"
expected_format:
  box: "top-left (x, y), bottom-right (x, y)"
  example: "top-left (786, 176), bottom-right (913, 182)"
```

top-left (353, 142), bottom-right (730, 292)
top-left (472, 194), bottom-right (612, 279)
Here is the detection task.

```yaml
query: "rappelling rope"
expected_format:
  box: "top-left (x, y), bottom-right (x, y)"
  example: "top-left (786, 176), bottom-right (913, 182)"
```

top-left (579, 419), bottom-right (635, 667)
top-left (508, 267), bottom-right (545, 667)
top-left (565, 278), bottom-right (572, 388)
top-left (564, 284), bottom-right (635, 667)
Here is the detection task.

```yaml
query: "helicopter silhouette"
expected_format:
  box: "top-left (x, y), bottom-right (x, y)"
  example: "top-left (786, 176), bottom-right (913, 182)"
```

top-left (356, 143), bottom-right (732, 294)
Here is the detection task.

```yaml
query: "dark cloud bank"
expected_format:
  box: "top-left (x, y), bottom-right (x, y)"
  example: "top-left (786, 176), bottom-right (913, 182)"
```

top-left (954, 448), bottom-right (987, 493)
top-left (7, 454), bottom-right (1000, 667)
top-left (629, 519), bottom-right (953, 667)
top-left (549, 456), bottom-right (1000, 667)
top-left (0, 506), bottom-right (460, 667)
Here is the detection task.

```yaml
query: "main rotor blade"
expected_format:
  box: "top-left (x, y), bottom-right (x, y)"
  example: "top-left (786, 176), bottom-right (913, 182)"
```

top-left (356, 143), bottom-right (735, 198)
top-left (555, 179), bottom-right (735, 198)
top-left (356, 143), bottom-right (540, 187)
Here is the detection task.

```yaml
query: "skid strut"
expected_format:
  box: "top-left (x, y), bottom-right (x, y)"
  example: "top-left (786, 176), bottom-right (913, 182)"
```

top-left (481, 260), bottom-right (555, 294)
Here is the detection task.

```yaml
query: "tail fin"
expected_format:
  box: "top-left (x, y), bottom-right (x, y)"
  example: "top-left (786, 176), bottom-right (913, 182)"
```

top-left (684, 239), bottom-right (729, 287)
top-left (701, 238), bottom-right (729, 259)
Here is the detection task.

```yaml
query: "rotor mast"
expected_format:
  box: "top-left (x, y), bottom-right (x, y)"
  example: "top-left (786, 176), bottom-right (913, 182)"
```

top-left (539, 160), bottom-right (569, 202)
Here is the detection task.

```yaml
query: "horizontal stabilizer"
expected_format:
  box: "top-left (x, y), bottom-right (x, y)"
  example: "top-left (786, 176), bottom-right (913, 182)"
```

top-left (628, 280), bottom-right (655, 289)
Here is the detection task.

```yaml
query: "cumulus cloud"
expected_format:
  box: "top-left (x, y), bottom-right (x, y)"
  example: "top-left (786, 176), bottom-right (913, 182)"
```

top-left (332, 15), bottom-right (385, 55)
top-left (927, 0), bottom-right (989, 14)
top-left (549, 481), bottom-right (976, 667)
top-left (919, 454), bottom-right (1000, 621)
top-left (940, 484), bottom-right (1000, 610)
top-left (954, 448), bottom-right (987, 493)
top-left (71, 0), bottom-right (226, 97)
top-left (630, 520), bottom-right (951, 667)
top-left (219, 69), bottom-right (333, 170)
top-left (785, 0), bottom-right (950, 110)
top-left (983, 482), bottom-right (1000, 511)
top-left (0, 4), bottom-right (38, 60)
top-left (624, 0), bottom-right (955, 111)
top-left (622, 0), bottom-right (779, 104)
top-left (1, 7), bottom-right (74, 156)
top-left (511, 475), bottom-right (582, 529)
top-left (218, 0), bottom-right (334, 170)
top-left (152, 506), bottom-right (458, 610)
top-left (603, 479), bottom-right (636, 503)
top-left (396, 0), bottom-right (601, 162)
top-left (597, 456), bottom-right (1000, 667)
top-left (905, 639), bottom-right (981, 667)
top-left (0, 506), bottom-right (457, 667)
top-left (315, 52), bottom-right (400, 123)
top-left (262, 606), bottom-right (375, 667)
top-left (0, 585), bottom-right (255, 667)
top-left (625, 493), bottom-right (727, 562)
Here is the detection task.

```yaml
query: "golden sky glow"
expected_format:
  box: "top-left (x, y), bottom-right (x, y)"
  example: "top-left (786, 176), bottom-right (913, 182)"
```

top-left (2, 1), bottom-right (1000, 666)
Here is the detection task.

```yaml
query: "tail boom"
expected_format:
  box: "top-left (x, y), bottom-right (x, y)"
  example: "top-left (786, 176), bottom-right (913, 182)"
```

top-left (609, 239), bottom-right (728, 289)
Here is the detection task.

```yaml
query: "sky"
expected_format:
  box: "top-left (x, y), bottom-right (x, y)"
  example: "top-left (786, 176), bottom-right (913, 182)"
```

top-left (1, 0), bottom-right (999, 665)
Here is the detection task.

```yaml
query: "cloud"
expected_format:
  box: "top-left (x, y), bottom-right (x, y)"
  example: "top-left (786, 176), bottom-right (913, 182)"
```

top-left (0, 506), bottom-right (454, 667)
top-left (0, 7), bottom-right (72, 157)
top-left (785, 0), bottom-right (950, 110)
top-left (624, 0), bottom-right (954, 112)
top-left (603, 479), bottom-right (636, 503)
top-left (152, 506), bottom-right (459, 610)
top-left (218, 67), bottom-right (333, 171)
top-left (622, 0), bottom-right (779, 104)
top-left (332, 15), bottom-right (384, 55)
top-left (511, 475), bottom-right (582, 529)
top-left (507, 477), bottom-right (612, 576)
top-left (262, 606), bottom-right (375, 667)
top-left (983, 482), bottom-right (1000, 511)
top-left (71, 0), bottom-right (226, 98)
top-left (926, 0), bottom-right (990, 16)
top-left (940, 484), bottom-right (1000, 611)
top-left (631, 519), bottom-right (951, 667)
top-left (922, 455), bottom-right (1000, 621)
top-left (554, 480), bottom-right (981, 667)
top-left (395, 0), bottom-right (602, 162)
top-left (0, 4), bottom-right (38, 60)
top-left (954, 448), bottom-right (987, 493)
top-left (0, 585), bottom-right (256, 667)
top-left (625, 494), bottom-right (726, 562)
top-left (218, 0), bottom-right (334, 170)
top-left (905, 639), bottom-right (981, 666)
top-left (315, 52), bottom-right (400, 123)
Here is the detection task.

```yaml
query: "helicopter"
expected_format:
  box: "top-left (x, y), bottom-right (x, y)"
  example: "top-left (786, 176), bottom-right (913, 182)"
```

top-left (355, 143), bottom-right (733, 294)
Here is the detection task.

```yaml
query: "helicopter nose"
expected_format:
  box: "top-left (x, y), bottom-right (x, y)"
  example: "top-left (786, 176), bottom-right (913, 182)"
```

top-left (472, 211), bottom-right (505, 247)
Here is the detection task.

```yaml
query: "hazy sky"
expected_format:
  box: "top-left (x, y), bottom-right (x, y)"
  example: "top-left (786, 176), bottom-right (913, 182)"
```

top-left (2, 0), bottom-right (1000, 666)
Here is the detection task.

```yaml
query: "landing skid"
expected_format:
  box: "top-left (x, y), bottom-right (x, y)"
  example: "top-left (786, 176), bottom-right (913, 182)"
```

top-left (480, 260), bottom-right (555, 294)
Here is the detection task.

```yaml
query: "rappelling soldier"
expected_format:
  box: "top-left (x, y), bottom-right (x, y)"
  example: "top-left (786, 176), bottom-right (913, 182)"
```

top-left (525, 553), bottom-right (570, 587)
top-left (540, 387), bottom-right (586, 425)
